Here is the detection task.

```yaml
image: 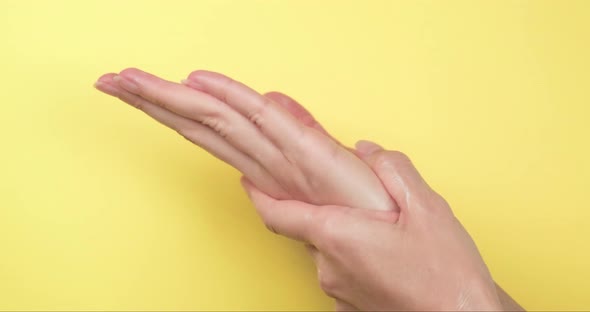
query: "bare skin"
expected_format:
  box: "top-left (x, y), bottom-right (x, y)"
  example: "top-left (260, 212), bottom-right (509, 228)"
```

top-left (95, 68), bottom-right (396, 212)
top-left (243, 141), bottom-right (522, 311)
top-left (95, 69), bottom-right (522, 311)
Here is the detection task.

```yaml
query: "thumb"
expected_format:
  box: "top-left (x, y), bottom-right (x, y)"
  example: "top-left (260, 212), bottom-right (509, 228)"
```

top-left (355, 140), bottom-right (434, 214)
top-left (241, 176), bottom-right (322, 243)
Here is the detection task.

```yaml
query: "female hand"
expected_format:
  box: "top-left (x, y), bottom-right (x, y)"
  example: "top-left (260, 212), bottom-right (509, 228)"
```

top-left (241, 140), bottom-right (504, 311)
top-left (94, 68), bottom-right (396, 212)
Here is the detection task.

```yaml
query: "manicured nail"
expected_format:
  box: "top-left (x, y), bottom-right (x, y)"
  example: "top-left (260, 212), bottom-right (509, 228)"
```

top-left (355, 140), bottom-right (383, 157)
top-left (113, 75), bottom-right (139, 93)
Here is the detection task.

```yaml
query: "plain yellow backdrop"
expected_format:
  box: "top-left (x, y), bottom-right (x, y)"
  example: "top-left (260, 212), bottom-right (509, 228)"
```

top-left (1, 0), bottom-right (589, 310)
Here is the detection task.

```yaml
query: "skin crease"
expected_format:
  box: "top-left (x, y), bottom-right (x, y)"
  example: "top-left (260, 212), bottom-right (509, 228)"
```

top-left (95, 68), bottom-right (396, 212)
top-left (94, 69), bottom-right (522, 311)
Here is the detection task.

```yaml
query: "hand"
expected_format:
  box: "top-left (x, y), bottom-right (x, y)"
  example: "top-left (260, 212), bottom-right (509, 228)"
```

top-left (241, 140), bottom-right (503, 311)
top-left (94, 68), bottom-right (396, 212)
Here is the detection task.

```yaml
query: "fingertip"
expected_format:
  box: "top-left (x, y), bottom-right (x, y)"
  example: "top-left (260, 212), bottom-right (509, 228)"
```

top-left (118, 67), bottom-right (156, 85)
top-left (181, 77), bottom-right (204, 90)
top-left (96, 73), bottom-right (117, 83)
top-left (263, 91), bottom-right (285, 98)
top-left (94, 79), bottom-right (119, 96)
top-left (187, 69), bottom-right (219, 82)
top-left (118, 67), bottom-right (142, 77)
top-left (186, 70), bottom-right (229, 92)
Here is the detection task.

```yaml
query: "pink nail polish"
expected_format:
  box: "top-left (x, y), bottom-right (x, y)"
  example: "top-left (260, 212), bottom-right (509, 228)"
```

top-left (113, 75), bottom-right (139, 93)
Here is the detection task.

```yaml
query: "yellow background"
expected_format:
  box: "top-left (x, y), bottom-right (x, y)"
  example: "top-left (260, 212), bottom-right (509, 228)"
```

top-left (1, 0), bottom-right (589, 310)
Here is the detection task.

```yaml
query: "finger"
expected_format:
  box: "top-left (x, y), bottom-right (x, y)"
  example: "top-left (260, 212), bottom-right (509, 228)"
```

top-left (95, 73), bottom-right (289, 199)
top-left (264, 91), bottom-right (358, 154)
top-left (96, 73), bottom-right (203, 130)
top-left (263, 91), bottom-right (368, 158)
top-left (355, 140), bottom-right (384, 158)
top-left (242, 175), bottom-right (398, 247)
top-left (264, 91), bottom-right (364, 158)
top-left (263, 91), bottom-right (330, 136)
top-left (112, 68), bottom-right (294, 186)
top-left (241, 177), bottom-right (331, 244)
top-left (184, 70), bottom-right (319, 159)
top-left (185, 71), bottom-right (397, 212)
top-left (241, 176), bottom-right (314, 242)
top-left (355, 140), bottom-right (434, 214)
top-left (348, 206), bottom-right (399, 224)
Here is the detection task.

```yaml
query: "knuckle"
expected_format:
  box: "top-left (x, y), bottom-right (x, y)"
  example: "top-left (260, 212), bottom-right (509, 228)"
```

top-left (200, 116), bottom-right (231, 138)
top-left (248, 96), bottom-right (272, 128)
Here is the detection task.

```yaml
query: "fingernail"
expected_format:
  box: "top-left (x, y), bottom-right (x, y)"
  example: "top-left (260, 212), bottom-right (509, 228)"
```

top-left (181, 78), bottom-right (205, 90)
top-left (113, 75), bottom-right (139, 93)
top-left (355, 140), bottom-right (383, 157)
top-left (94, 81), bottom-right (119, 96)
